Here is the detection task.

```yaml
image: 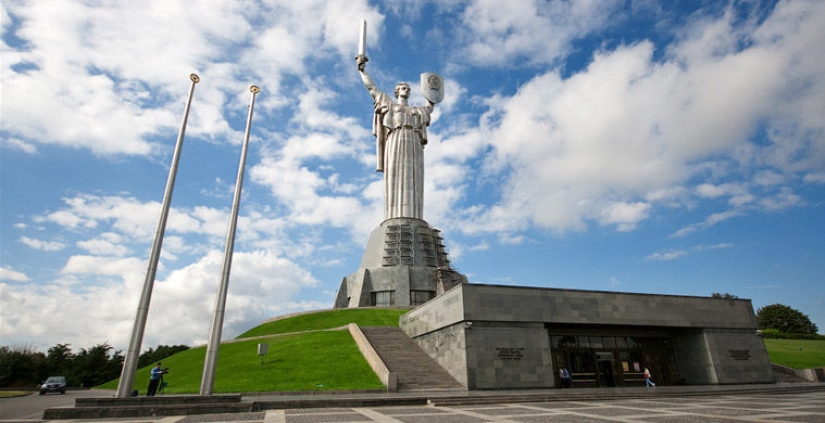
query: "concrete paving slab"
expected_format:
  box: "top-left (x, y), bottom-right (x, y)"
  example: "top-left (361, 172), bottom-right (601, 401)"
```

top-left (23, 386), bottom-right (824, 423)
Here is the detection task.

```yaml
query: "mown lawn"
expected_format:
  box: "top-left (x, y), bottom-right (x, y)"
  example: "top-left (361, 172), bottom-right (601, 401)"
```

top-left (0, 391), bottom-right (33, 398)
top-left (96, 308), bottom-right (408, 394)
top-left (763, 338), bottom-right (825, 369)
top-left (97, 330), bottom-right (384, 394)
top-left (237, 307), bottom-right (409, 338)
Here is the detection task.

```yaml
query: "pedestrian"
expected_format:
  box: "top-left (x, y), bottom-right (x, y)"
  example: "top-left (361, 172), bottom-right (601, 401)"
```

top-left (644, 367), bottom-right (656, 387)
top-left (559, 366), bottom-right (572, 388)
top-left (147, 362), bottom-right (167, 396)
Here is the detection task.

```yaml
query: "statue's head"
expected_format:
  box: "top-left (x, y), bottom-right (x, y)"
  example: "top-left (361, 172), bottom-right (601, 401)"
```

top-left (394, 82), bottom-right (411, 99)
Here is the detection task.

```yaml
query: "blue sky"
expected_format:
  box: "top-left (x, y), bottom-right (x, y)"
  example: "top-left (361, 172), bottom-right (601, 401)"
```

top-left (2, 0), bottom-right (823, 353)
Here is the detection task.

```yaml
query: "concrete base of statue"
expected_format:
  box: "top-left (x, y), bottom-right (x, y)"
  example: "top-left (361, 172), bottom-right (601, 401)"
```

top-left (334, 218), bottom-right (467, 308)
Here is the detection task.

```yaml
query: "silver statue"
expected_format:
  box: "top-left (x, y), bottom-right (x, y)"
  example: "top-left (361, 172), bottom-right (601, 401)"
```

top-left (357, 42), bottom-right (442, 220)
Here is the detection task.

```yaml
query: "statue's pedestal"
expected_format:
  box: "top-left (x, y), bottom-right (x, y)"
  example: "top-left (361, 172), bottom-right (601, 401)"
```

top-left (334, 218), bottom-right (467, 308)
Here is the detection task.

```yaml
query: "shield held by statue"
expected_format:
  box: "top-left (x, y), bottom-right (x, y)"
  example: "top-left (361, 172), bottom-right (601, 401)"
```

top-left (420, 72), bottom-right (444, 104)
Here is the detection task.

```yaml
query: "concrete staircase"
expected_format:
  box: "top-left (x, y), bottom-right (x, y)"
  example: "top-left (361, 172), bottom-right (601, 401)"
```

top-left (359, 326), bottom-right (463, 391)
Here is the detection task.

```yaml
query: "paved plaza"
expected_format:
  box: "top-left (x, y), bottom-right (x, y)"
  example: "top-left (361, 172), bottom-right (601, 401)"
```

top-left (44, 389), bottom-right (825, 423)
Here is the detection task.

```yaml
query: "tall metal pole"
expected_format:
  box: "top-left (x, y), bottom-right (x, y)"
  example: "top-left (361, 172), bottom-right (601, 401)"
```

top-left (116, 74), bottom-right (200, 398)
top-left (200, 85), bottom-right (260, 395)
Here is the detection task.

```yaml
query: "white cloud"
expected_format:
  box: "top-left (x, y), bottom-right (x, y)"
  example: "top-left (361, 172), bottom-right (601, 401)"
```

top-left (1, 137), bottom-right (39, 154)
top-left (39, 194), bottom-right (234, 245)
top-left (455, 1), bottom-right (825, 237)
top-left (646, 250), bottom-right (688, 261)
top-left (76, 232), bottom-right (128, 256)
top-left (142, 249), bottom-right (319, 346)
top-left (646, 242), bottom-right (734, 261)
top-left (0, 266), bottom-right (30, 282)
top-left (671, 209), bottom-right (742, 238)
top-left (459, 0), bottom-right (623, 67)
top-left (804, 173), bottom-right (825, 184)
top-left (1, 247), bottom-right (320, 351)
top-left (250, 136), bottom-right (381, 240)
top-left (0, 258), bottom-right (145, 350)
top-left (599, 202), bottom-right (652, 232)
top-left (19, 236), bottom-right (65, 251)
top-left (61, 255), bottom-right (144, 277)
top-left (1, 0), bottom-right (380, 157)
top-left (760, 186), bottom-right (802, 211)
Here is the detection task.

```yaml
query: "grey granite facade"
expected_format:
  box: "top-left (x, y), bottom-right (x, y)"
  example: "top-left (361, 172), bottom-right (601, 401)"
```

top-left (399, 284), bottom-right (774, 390)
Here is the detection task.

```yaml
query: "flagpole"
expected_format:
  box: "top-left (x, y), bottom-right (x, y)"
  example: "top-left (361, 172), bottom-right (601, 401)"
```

top-left (200, 85), bottom-right (260, 395)
top-left (116, 73), bottom-right (200, 398)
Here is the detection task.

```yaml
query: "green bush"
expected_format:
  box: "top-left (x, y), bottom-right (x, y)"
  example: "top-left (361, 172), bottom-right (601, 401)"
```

top-left (760, 328), bottom-right (781, 338)
top-left (760, 329), bottom-right (825, 340)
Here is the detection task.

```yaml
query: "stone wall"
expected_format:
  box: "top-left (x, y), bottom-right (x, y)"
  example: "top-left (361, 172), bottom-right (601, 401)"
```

top-left (702, 329), bottom-right (775, 384)
top-left (463, 323), bottom-right (554, 389)
top-left (408, 323), bottom-right (469, 386)
top-left (673, 331), bottom-right (716, 384)
top-left (457, 284), bottom-right (759, 330)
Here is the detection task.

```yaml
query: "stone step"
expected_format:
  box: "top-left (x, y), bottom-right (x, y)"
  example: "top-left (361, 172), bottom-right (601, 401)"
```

top-left (360, 326), bottom-right (463, 390)
top-left (75, 394), bottom-right (242, 407)
top-left (43, 402), bottom-right (254, 420)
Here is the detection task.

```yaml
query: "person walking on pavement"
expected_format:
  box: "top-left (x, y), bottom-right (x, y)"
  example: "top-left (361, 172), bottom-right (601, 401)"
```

top-left (559, 366), bottom-right (572, 388)
top-left (644, 367), bottom-right (656, 387)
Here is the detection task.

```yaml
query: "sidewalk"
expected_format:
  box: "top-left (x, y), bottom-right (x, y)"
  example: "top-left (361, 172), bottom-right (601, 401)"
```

top-left (243, 381), bottom-right (825, 407)
top-left (35, 383), bottom-right (825, 422)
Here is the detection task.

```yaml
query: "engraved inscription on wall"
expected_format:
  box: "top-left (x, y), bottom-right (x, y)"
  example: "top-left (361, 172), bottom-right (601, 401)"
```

top-left (729, 350), bottom-right (751, 361)
top-left (496, 347), bottom-right (525, 360)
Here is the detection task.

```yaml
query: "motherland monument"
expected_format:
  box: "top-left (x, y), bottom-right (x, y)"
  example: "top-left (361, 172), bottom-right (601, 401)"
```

top-left (334, 20), bottom-right (467, 308)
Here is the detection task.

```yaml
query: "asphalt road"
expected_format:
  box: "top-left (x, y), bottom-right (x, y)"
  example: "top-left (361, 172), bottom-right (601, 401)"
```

top-left (0, 389), bottom-right (115, 421)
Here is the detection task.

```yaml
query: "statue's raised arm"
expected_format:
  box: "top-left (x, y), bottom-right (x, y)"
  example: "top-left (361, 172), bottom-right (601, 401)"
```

top-left (358, 66), bottom-right (380, 100)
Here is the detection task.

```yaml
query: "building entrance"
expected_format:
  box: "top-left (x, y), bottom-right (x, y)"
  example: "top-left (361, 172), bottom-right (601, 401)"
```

top-left (549, 332), bottom-right (679, 388)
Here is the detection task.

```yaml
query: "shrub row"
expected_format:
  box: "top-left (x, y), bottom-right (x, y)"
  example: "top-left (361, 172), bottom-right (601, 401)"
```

top-left (759, 329), bottom-right (825, 340)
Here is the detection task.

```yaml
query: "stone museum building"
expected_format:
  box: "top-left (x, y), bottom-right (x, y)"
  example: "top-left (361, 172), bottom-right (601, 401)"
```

top-left (398, 283), bottom-right (774, 389)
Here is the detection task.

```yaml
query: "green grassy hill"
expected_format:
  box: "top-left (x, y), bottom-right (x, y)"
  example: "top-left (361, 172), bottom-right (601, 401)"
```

top-left (763, 338), bottom-right (825, 369)
top-left (237, 307), bottom-right (409, 338)
top-left (97, 308), bottom-right (409, 394)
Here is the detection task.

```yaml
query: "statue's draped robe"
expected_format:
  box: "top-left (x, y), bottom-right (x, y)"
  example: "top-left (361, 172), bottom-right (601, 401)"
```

top-left (372, 90), bottom-right (432, 220)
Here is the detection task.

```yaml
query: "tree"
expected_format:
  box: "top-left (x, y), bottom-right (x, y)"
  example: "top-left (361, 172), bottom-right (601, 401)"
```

top-left (757, 304), bottom-right (819, 334)
top-left (72, 343), bottom-right (127, 388)
top-left (138, 344), bottom-right (189, 368)
top-left (0, 345), bottom-right (45, 387)
top-left (0, 342), bottom-right (168, 388)
top-left (711, 292), bottom-right (739, 299)
top-left (45, 344), bottom-right (74, 379)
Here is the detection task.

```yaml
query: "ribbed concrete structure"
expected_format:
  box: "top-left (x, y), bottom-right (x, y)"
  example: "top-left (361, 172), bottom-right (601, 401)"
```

top-left (334, 218), bottom-right (466, 308)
